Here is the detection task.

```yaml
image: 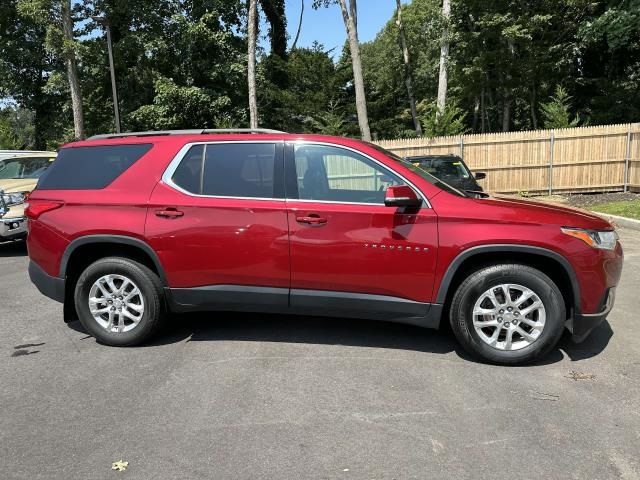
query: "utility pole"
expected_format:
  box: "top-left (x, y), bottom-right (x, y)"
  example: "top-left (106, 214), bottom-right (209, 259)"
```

top-left (92, 16), bottom-right (121, 133)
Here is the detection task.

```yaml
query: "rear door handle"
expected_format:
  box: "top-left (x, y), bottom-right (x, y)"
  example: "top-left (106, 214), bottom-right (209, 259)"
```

top-left (155, 208), bottom-right (184, 219)
top-left (296, 215), bottom-right (327, 225)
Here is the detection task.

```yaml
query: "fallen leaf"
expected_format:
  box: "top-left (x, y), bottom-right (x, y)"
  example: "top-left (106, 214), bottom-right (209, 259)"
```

top-left (112, 460), bottom-right (129, 472)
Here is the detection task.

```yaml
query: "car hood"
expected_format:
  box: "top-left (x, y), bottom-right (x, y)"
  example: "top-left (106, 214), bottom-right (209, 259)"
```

top-left (0, 178), bottom-right (37, 193)
top-left (480, 195), bottom-right (613, 230)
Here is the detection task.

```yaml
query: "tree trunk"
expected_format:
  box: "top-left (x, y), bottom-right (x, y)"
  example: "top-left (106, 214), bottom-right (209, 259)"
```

top-left (530, 82), bottom-right (538, 129)
top-left (480, 88), bottom-right (485, 133)
top-left (247, 0), bottom-right (258, 129)
top-left (436, 0), bottom-right (450, 117)
top-left (502, 37), bottom-right (514, 132)
top-left (395, 0), bottom-right (422, 136)
top-left (338, 0), bottom-right (370, 141)
top-left (502, 89), bottom-right (511, 132)
top-left (61, 0), bottom-right (84, 140)
top-left (290, 0), bottom-right (304, 51)
top-left (32, 67), bottom-right (47, 150)
top-left (472, 95), bottom-right (480, 132)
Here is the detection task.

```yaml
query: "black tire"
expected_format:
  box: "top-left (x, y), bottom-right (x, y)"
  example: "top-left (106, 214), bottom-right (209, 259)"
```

top-left (74, 257), bottom-right (164, 346)
top-left (449, 264), bottom-right (565, 365)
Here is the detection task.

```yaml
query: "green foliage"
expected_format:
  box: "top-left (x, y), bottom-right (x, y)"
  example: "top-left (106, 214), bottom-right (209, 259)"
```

top-left (306, 100), bottom-right (346, 135)
top-left (418, 99), bottom-right (467, 138)
top-left (128, 78), bottom-right (238, 130)
top-left (360, 0), bottom-right (441, 138)
top-left (0, 0), bottom-right (65, 148)
top-left (1, 0), bottom-right (640, 145)
top-left (541, 86), bottom-right (580, 129)
top-left (259, 43), bottom-right (351, 133)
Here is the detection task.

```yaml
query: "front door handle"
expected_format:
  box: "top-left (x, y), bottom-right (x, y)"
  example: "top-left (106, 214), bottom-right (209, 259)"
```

top-left (296, 215), bottom-right (327, 225)
top-left (155, 208), bottom-right (184, 219)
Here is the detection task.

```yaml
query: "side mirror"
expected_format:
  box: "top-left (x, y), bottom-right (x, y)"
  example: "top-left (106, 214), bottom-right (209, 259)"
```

top-left (475, 172), bottom-right (487, 180)
top-left (384, 185), bottom-right (422, 208)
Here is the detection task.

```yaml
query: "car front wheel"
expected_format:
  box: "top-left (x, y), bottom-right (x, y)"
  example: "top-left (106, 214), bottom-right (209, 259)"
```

top-left (449, 264), bottom-right (566, 365)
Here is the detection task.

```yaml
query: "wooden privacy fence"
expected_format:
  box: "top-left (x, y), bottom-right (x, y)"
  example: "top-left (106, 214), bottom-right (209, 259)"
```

top-left (375, 123), bottom-right (640, 195)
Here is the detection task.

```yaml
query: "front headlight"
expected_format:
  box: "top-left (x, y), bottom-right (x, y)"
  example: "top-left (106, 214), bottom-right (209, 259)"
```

top-left (1, 192), bottom-right (27, 206)
top-left (561, 227), bottom-right (619, 250)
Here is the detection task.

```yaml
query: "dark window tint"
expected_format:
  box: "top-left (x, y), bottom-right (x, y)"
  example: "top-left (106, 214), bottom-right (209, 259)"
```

top-left (202, 143), bottom-right (275, 197)
top-left (171, 145), bottom-right (204, 194)
top-left (170, 143), bottom-right (276, 197)
top-left (294, 144), bottom-right (404, 204)
top-left (37, 144), bottom-right (152, 190)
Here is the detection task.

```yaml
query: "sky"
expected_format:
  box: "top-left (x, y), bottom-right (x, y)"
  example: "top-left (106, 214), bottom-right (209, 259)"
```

top-left (280, 0), bottom-right (408, 55)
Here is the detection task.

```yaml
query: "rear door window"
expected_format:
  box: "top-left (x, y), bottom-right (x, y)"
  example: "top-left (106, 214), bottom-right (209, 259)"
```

top-left (170, 143), bottom-right (277, 198)
top-left (37, 144), bottom-right (152, 190)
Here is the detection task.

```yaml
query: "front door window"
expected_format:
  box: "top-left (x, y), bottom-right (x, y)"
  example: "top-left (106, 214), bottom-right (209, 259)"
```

top-left (293, 144), bottom-right (404, 204)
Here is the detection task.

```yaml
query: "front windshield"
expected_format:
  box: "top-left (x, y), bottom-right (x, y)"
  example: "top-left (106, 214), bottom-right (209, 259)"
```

top-left (366, 143), bottom-right (467, 197)
top-left (0, 157), bottom-right (52, 180)
top-left (428, 157), bottom-right (472, 180)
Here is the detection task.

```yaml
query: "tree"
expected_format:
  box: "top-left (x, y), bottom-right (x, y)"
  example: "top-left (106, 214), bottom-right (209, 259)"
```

top-left (541, 86), bottom-right (580, 129)
top-left (395, 0), bottom-right (421, 136)
top-left (418, 99), bottom-right (466, 137)
top-left (0, 0), bottom-right (65, 149)
top-left (308, 100), bottom-right (346, 135)
top-left (314, 0), bottom-right (371, 141)
top-left (61, 0), bottom-right (84, 139)
top-left (247, 0), bottom-right (258, 129)
top-left (575, 0), bottom-right (640, 125)
top-left (436, 0), bottom-right (450, 118)
top-left (84, 0), bottom-right (247, 133)
top-left (290, 0), bottom-right (304, 51)
top-left (17, 0), bottom-right (85, 139)
top-left (0, 107), bottom-right (35, 149)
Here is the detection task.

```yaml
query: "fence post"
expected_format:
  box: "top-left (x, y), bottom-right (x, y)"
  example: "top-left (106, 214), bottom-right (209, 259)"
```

top-left (548, 133), bottom-right (555, 195)
top-left (460, 136), bottom-right (464, 159)
top-left (624, 129), bottom-right (631, 192)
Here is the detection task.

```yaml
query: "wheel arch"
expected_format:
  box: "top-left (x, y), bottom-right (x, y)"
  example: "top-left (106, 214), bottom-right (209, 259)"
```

top-left (60, 235), bottom-right (167, 285)
top-left (436, 245), bottom-right (580, 318)
top-left (60, 235), bottom-right (167, 323)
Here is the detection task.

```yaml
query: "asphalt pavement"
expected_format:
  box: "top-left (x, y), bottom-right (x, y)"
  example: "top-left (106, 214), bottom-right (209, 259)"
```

top-left (1, 230), bottom-right (639, 479)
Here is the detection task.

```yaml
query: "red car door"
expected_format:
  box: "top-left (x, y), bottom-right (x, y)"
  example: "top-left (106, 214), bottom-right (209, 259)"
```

top-left (284, 142), bottom-right (438, 315)
top-left (145, 141), bottom-right (290, 308)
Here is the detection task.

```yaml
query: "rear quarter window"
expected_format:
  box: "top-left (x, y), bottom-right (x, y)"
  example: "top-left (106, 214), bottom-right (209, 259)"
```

top-left (37, 144), bottom-right (152, 190)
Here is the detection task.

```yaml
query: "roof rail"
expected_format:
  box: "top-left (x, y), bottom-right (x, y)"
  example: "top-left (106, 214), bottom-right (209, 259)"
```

top-left (87, 128), bottom-right (287, 140)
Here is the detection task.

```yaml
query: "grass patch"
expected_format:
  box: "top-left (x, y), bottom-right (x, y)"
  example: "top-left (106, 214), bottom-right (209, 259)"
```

top-left (590, 200), bottom-right (640, 220)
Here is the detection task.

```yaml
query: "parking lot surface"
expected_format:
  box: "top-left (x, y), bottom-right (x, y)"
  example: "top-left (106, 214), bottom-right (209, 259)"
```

top-left (1, 230), bottom-right (639, 479)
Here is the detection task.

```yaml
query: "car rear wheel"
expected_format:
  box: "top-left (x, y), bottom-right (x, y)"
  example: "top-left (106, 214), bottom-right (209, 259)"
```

top-left (449, 264), bottom-right (565, 365)
top-left (74, 257), bottom-right (164, 346)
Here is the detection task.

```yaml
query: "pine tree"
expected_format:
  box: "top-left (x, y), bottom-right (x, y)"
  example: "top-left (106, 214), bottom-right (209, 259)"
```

top-left (541, 86), bottom-right (580, 129)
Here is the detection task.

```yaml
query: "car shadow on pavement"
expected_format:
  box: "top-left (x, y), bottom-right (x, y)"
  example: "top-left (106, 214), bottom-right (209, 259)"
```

top-left (0, 240), bottom-right (27, 257)
top-left (558, 320), bottom-right (614, 362)
top-left (69, 312), bottom-right (458, 356)
top-left (66, 312), bottom-right (614, 364)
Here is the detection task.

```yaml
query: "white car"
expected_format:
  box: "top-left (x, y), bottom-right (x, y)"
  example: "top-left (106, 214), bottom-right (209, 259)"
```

top-left (0, 151), bottom-right (56, 241)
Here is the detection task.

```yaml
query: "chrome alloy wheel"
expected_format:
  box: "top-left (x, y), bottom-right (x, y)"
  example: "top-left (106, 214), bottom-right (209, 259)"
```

top-left (88, 274), bottom-right (145, 333)
top-left (472, 283), bottom-right (546, 351)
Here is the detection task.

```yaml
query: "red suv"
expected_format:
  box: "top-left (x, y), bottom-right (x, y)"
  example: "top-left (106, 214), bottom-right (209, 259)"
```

top-left (26, 129), bottom-right (623, 364)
